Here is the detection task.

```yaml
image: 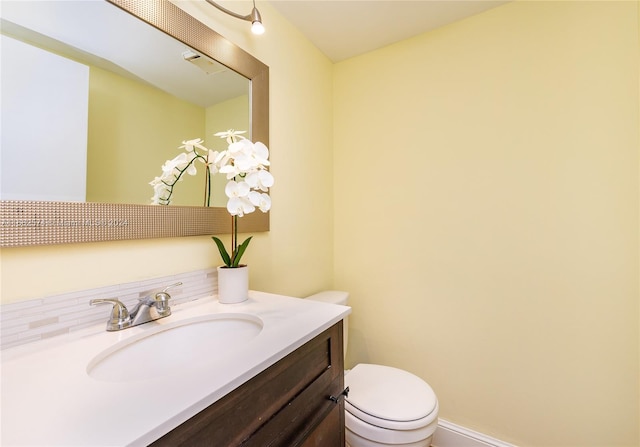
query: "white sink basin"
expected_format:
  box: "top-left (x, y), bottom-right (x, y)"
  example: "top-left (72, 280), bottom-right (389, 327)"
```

top-left (87, 313), bottom-right (263, 382)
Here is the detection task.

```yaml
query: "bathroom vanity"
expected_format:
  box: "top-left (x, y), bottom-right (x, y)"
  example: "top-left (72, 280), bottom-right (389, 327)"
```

top-left (152, 323), bottom-right (345, 446)
top-left (1, 291), bottom-right (350, 446)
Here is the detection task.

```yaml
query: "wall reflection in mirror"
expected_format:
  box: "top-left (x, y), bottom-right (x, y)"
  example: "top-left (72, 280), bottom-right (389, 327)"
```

top-left (1, 0), bottom-right (249, 207)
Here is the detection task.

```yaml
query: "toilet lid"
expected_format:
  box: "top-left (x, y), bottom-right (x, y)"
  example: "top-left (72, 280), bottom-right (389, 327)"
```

top-left (345, 364), bottom-right (438, 429)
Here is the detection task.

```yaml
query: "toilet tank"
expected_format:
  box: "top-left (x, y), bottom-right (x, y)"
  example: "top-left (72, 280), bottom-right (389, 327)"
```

top-left (306, 291), bottom-right (349, 359)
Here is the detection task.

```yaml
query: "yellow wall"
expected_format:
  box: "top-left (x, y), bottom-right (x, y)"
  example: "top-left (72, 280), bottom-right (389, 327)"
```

top-left (0, 0), bottom-right (335, 302)
top-left (334, 1), bottom-right (638, 446)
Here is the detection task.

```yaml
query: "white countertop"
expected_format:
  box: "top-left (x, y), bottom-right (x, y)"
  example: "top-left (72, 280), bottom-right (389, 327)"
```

top-left (1, 291), bottom-right (351, 446)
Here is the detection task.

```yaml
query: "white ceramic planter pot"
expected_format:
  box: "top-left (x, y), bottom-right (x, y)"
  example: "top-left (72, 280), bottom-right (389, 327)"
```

top-left (217, 265), bottom-right (249, 304)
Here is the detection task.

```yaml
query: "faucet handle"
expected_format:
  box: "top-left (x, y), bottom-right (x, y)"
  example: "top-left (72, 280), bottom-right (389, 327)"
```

top-left (154, 282), bottom-right (182, 316)
top-left (161, 282), bottom-right (183, 294)
top-left (90, 298), bottom-right (131, 331)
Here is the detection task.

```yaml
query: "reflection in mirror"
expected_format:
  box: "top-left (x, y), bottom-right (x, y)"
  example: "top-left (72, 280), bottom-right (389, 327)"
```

top-left (1, 0), bottom-right (249, 206)
top-left (0, 0), bottom-right (269, 247)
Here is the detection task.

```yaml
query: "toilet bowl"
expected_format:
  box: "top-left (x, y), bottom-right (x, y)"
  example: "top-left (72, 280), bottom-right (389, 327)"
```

top-left (306, 291), bottom-right (439, 447)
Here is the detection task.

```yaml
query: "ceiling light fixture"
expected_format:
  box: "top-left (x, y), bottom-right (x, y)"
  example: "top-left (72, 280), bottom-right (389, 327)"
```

top-left (204, 0), bottom-right (265, 35)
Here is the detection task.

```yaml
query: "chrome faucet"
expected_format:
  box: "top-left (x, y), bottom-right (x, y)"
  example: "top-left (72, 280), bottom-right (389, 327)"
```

top-left (90, 282), bottom-right (182, 331)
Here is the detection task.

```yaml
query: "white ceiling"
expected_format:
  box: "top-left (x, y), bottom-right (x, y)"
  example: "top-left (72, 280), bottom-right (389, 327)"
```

top-left (269, 0), bottom-right (511, 62)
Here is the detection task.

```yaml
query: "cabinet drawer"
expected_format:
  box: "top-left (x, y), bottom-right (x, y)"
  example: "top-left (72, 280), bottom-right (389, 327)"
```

top-left (151, 322), bottom-right (344, 447)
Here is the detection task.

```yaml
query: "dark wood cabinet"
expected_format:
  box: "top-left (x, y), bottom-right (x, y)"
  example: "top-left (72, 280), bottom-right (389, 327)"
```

top-left (151, 322), bottom-right (345, 447)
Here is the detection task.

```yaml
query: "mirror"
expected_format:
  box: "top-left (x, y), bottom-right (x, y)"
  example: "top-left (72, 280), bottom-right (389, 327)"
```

top-left (0, 0), bottom-right (269, 247)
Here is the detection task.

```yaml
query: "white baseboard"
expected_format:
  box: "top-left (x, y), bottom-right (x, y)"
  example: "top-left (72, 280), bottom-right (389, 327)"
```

top-left (432, 419), bottom-right (517, 447)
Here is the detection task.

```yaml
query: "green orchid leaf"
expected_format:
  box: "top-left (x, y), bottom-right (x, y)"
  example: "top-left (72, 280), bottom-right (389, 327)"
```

top-left (211, 236), bottom-right (232, 267)
top-left (231, 236), bottom-right (253, 267)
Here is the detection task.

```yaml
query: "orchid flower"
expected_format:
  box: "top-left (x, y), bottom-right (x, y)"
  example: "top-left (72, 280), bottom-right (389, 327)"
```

top-left (245, 170), bottom-right (274, 192)
top-left (248, 191), bottom-right (271, 212)
top-left (214, 129), bottom-right (247, 144)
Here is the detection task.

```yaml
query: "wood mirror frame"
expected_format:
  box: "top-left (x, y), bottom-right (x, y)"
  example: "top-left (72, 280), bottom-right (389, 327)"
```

top-left (0, 0), bottom-right (269, 247)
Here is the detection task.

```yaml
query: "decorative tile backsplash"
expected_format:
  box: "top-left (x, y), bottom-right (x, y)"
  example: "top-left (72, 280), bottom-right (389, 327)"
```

top-left (0, 268), bottom-right (217, 350)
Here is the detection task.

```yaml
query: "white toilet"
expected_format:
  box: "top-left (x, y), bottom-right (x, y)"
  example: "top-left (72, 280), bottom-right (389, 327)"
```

top-left (307, 291), bottom-right (439, 447)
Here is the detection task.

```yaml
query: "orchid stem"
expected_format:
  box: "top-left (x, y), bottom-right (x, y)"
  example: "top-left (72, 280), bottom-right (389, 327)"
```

top-left (231, 215), bottom-right (238, 262)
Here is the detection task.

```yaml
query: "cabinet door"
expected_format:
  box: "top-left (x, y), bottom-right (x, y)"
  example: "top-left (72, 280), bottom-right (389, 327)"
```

top-left (300, 403), bottom-right (344, 447)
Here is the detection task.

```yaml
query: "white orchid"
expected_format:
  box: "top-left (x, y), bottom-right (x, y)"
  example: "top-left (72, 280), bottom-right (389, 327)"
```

top-left (150, 176), bottom-right (172, 205)
top-left (252, 142), bottom-right (271, 166)
top-left (214, 129), bottom-right (247, 144)
top-left (245, 170), bottom-right (274, 192)
top-left (180, 138), bottom-right (207, 152)
top-left (207, 149), bottom-right (220, 175)
top-left (227, 198), bottom-right (255, 217)
top-left (150, 138), bottom-right (218, 206)
top-left (212, 129), bottom-right (273, 267)
top-left (162, 153), bottom-right (190, 177)
top-left (151, 129), bottom-right (273, 268)
top-left (225, 180), bottom-right (250, 199)
top-left (248, 191), bottom-right (271, 212)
